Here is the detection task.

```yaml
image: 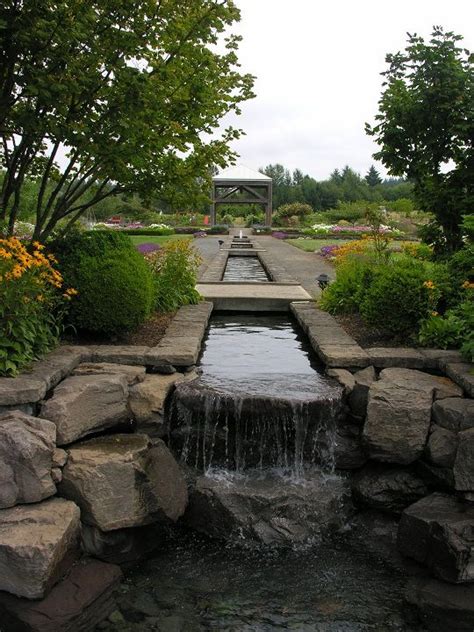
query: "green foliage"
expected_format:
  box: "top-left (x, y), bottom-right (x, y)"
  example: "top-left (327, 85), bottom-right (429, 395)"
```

top-left (365, 165), bottom-right (382, 187)
top-left (419, 299), bottom-right (474, 360)
top-left (146, 240), bottom-right (201, 313)
top-left (359, 259), bottom-right (434, 336)
top-left (319, 257), bottom-right (374, 314)
top-left (274, 202), bottom-right (312, 225)
top-left (0, 1), bottom-right (254, 240)
top-left (220, 215), bottom-right (234, 226)
top-left (121, 227), bottom-right (174, 236)
top-left (367, 27), bottom-right (473, 254)
top-left (52, 231), bottom-right (154, 336)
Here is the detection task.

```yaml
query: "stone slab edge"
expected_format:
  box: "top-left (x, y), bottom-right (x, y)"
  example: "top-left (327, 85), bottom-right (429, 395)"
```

top-left (290, 302), bottom-right (370, 368)
top-left (145, 302), bottom-right (213, 367)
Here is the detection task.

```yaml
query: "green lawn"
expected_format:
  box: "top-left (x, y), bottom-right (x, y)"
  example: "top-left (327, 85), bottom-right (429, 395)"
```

top-left (286, 238), bottom-right (350, 252)
top-left (129, 234), bottom-right (192, 246)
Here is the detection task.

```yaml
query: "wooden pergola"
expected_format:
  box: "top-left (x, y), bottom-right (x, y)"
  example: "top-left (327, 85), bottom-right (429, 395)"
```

top-left (210, 165), bottom-right (273, 226)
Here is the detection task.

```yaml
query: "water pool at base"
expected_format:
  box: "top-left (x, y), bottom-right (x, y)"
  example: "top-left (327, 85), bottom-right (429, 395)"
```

top-left (100, 530), bottom-right (423, 631)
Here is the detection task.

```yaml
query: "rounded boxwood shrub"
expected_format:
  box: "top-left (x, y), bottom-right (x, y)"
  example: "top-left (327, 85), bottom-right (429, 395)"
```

top-left (51, 231), bottom-right (155, 336)
top-left (360, 259), bottom-right (432, 336)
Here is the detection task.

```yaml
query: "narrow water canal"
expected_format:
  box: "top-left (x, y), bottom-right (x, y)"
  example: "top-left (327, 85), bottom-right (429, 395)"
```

top-left (222, 256), bottom-right (270, 282)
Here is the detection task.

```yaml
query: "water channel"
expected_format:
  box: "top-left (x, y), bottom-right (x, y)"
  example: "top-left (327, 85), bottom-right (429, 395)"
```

top-left (98, 313), bottom-right (424, 632)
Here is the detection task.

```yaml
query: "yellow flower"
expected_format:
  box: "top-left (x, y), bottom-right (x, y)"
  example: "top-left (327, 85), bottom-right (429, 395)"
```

top-left (462, 280), bottom-right (474, 290)
top-left (423, 280), bottom-right (435, 290)
top-left (431, 311), bottom-right (439, 317)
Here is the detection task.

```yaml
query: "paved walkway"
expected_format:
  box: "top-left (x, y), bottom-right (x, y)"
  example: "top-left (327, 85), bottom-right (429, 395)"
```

top-left (256, 236), bottom-right (334, 298)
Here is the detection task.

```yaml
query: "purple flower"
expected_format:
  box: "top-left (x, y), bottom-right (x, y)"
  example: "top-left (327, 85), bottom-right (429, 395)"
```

top-left (272, 231), bottom-right (288, 239)
top-left (136, 242), bottom-right (161, 254)
top-left (319, 244), bottom-right (339, 258)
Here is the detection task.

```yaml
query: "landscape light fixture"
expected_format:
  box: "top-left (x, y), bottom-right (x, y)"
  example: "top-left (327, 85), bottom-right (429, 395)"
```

top-left (317, 273), bottom-right (330, 291)
top-left (218, 240), bottom-right (224, 248)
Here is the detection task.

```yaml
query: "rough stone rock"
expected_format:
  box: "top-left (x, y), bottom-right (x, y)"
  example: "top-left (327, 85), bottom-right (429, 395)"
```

top-left (25, 346), bottom-right (89, 391)
top-left (352, 464), bottom-right (428, 513)
top-left (333, 433), bottom-right (367, 470)
top-left (348, 365), bottom-right (376, 417)
top-left (453, 428), bottom-right (474, 491)
top-left (81, 523), bottom-right (165, 564)
top-left (398, 493), bottom-right (474, 583)
top-left (425, 423), bottom-right (458, 468)
top-left (405, 577), bottom-right (474, 631)
top-left (51, 468), bottom-right (63, 484)
top-left (52, 447), bottom-right (68, 468)
top-left (185, 471), bottom-right (352, 545)
top-left (148, 364), bottom-right (177, 375)
top-left (0, 498), bottom-right (80, 599)
top-left (0, 559), bottom-right (122, 632)
top-left (326, 369), bottom-right (355, 395)
top-left (417, 460), bottom-right (455, 490)
top-left (59, 435), bottom-right (187, 531)
top-left (445, 362), bottom-right (474, 398)
top-left (363, 368), bottom-right (461, 465)
top-left (0, 375), bottom-right (47, 406)
top-left (0, 410), bottom-right (56, 508)
top-left (72, 362), bottom-right (146, 385)
top-left (433, 397), bottom-right (474, 432)
top-left (40, 374), bottom-right (129, 445)
top-left (368, 347), bottom-right (426, 369)
top-left (129, 371), bottom-right (198, 436)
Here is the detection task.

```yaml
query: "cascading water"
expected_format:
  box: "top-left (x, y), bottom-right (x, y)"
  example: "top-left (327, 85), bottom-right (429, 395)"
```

top-left (166, 314), bottom-right (351, 547)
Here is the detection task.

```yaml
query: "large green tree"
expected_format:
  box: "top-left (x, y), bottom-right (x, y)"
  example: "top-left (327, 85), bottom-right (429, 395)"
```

top-left (366, 27), bottom-right (473, 253)
top-left (0, 0), bottom-right (254, 240)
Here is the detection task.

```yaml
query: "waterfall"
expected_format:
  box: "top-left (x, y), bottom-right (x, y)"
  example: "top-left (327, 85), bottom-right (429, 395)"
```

top-left (167, 380), bottom-right (343, 477)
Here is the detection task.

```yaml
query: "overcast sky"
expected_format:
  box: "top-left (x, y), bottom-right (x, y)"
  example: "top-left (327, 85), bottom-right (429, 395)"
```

top-left (219, 0), bottom-right (474, 181)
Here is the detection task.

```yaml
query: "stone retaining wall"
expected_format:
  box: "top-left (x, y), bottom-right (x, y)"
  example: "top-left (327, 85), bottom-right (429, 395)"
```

top-left (291, 300), bottom-right (474, 630)
top-left (0, 302), bottom-right (213, 630)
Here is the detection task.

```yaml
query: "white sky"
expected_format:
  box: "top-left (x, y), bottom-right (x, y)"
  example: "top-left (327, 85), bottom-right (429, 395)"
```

top-left (220, 0), bottom-right (474, 180)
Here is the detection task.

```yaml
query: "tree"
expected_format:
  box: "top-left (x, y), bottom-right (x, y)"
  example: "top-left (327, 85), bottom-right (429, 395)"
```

top-left (366, 27), bottom-right (473, 254)
top-left (365, 165), bottom-right (382, 187)
top-left (0, 1), bottom-right (254, 240)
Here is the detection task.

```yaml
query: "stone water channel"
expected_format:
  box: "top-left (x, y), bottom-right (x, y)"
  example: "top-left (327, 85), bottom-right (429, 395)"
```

top-left (99, 239), bottom-right (425, 631)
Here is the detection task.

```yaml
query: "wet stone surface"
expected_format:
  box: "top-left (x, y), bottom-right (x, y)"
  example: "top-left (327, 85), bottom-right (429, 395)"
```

top-left (95, 530), bottom-right (424, 631)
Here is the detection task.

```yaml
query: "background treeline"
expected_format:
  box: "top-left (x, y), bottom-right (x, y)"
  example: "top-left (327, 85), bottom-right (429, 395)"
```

top-left (1, 163), bottom-right (414, 227)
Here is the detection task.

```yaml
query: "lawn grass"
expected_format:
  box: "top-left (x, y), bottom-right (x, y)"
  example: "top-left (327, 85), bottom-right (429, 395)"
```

top-left (129, 234), bottom-right (192, 246)
top-left (286, 238), bottom-right (350, 252)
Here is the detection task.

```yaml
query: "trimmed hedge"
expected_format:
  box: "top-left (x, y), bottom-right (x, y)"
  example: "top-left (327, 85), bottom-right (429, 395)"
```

top-left (51, 231), bottom-right (155, 336)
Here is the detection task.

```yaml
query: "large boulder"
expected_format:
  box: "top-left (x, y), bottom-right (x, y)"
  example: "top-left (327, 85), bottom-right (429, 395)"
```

top-left (405, 577), bottom-right (474, 632)
top-left (40, 374), bottom-right (129, 445)
top-left (0, 498), bottom-right (81, 599)
top-left (398, 493), bottom-right (474, 583)
top-left (185, 471), bottom-right (352, 545)
top-left (352, 464), bottom-right (428, 513)
top-left (58, 434), bottom-right (187, 531)
top-left (0, 558), bottom-right (122, 632)
top-left (425, 424), bottom-right (458, 468)
top-left (128, 372), bottom-right (197, 436)
top-left (363, 369), bottom-right (461, 465)
top-left (453, 428), bottom-right (474, 491)
top-left (72, 362), bottom-right (146, 385)
top-left (0, 411), bottom-right (57, 508)
top-left (433, 397), bottom-right (474, 432)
